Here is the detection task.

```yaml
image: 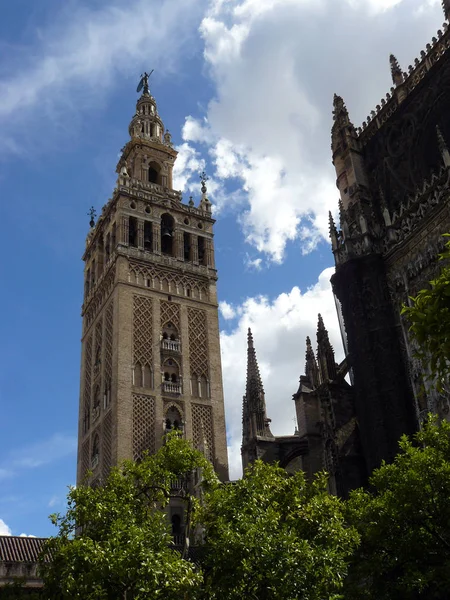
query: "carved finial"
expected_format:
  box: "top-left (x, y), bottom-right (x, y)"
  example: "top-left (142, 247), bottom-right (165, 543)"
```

top-left (332, 93), bottom-right (347, 120)
top-left (390, 54), bottom-right (404, 86)
top-left (442, 0), bottom-right (450, 20)
top-left (188, 196), bottom-right (195, 207)
top-left (136, 70), bottom-right (154, 95)
top-left (199, 171), bottom-right (209, 195)
top-left (436, 125), bottom-right (450, 167)
top-left (87, 206), bottom-right (97, 229)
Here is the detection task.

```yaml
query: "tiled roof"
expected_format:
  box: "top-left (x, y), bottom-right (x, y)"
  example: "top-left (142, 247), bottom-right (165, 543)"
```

top-left (0, 536), bottom-right (48, 563)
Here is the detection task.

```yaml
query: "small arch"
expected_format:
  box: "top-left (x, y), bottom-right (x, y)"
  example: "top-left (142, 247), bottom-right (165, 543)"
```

top-left (162, 321), bottom-right (179, 341)
top-left (148, 161), bottom-right (162, 185)
top-left (165, 405), bottom-right (182, 431)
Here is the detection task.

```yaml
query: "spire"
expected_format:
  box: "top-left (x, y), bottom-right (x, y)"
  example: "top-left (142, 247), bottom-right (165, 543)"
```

top-left (443, 0), bottom-right (450, 20)
top-left (316, 315), bottom-right (337, 382)
top-left (436, 125), bottom-right (450, 167)
top-left (242, 329), bottom-right (273, 446)
top-left (305, 336), bottom-right (319, 388)
top-left (390, 54), bottom-right (404, 86)
top-left (329, 211), bottom-right (338, 251)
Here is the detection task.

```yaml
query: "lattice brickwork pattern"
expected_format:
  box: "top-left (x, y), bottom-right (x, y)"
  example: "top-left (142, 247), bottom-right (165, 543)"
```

top-left (80, 438), bottom-right (90, 480)
top-left (129, 260), bottom-right (209, 301)
top-left (132, 394), bottom-right (156, 461)
top-left (104, 301), bottom-right (114, 381)
top-left (192, 403), bottom-right (214, 462)
top-left (84, 334), bottom-right (93, 416)
top-left (160, 300), bottom-right (181, 331)
top-left (133, 296), bottom-right (153, 366)
top-left (94, 318), bottom-right (103, 380)
top-left (102, 410), bottom-right (113, 480)
top-left (188, 308), bottom-right (209, 378)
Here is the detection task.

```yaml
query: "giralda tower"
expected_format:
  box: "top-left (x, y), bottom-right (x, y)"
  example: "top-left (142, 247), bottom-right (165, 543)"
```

top-left (77, 74), bottom-right (229, 485)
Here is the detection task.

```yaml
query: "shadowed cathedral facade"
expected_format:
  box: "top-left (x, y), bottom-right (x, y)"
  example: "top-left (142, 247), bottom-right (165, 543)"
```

top-left (242, 3), bottom-right (450, 494)
top-left (77, 74), bottom-right (229, 486)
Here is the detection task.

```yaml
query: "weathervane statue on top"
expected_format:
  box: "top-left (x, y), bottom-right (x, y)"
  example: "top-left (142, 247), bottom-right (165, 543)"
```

top-left (136, 70), bottom-right (154, 95)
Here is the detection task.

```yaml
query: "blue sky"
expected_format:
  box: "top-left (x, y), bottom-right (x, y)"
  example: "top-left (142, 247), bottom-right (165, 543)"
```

top-left (0, 0), bottom-right (443, 537)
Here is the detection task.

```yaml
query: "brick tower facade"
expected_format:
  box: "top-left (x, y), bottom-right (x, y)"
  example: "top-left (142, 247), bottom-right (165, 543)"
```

top-left (77, 74), bottom-right (229, 485)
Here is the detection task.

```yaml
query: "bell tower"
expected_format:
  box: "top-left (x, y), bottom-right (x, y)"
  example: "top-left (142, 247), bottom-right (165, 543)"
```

top-left (77, 74), bottom-right (229, 484)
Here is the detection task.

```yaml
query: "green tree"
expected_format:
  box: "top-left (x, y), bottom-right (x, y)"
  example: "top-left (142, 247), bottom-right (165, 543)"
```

top-left (198, 460), bottom-right (359, 600)
top-left (345, 417), bottom-right (450, 600)
top-left (40, 433), bottom-right (214, 600)
top-left (402, 235), bottom-right (450, 390)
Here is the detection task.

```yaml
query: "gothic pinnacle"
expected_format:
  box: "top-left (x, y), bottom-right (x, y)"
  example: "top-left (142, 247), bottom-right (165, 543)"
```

top-left (436, 125), bottom-right (450, 167)
top-left (390, 54), bottom-right (404, 86)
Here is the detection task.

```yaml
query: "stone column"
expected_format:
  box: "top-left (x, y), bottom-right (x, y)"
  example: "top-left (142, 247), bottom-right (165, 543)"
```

top-left (175, 230), bottom-right (184, 260)
top-left (137, 220), bottom-right (144, 249)
top-left (205, 237), bottom-right (215, 268)
top-left (191, 234), bottom-right (199, 263)
top-left (121, 216), bottom-right (129, 245)
top-left (153, 222), bottom-right (161, 254)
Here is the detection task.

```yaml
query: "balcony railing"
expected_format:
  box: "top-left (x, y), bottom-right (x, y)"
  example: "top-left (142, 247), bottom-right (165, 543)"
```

top-left (172, 533), bottom-right (185, 546)
top-left (161, 339), bottom-right (181, 353)
top-left (163, 382), bottom-right (182, 394)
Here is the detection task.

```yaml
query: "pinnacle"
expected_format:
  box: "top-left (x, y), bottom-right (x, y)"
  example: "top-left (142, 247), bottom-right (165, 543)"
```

top-left (443, 0), bottom-right (450, 20)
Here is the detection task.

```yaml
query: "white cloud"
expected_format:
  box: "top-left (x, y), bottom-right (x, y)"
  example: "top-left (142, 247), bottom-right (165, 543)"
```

top-left (184, 0), bottom-right (443, 262)
top-left (220, 267), bottom-right (343, 479)
top-left (173, 142), bottom-right (206, 192)
top-left (0, 519), bottom-right (12, 536)
top-left (244, 254), bottom-right (263, 271)
top-left (219, 301), bottom-right (236, 320)
top-left (0, 0), bottom-right (205, 154)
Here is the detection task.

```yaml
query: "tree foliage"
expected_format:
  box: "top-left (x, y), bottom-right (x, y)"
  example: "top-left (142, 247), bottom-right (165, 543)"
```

top-left (402, 235), bottom-right (450, 389)
top-left (345, 417), bottom-right (450, 600)
top-left (40, 433), bottom-right (214, 600)
top-left (198, 461), bottom-right (359, 600)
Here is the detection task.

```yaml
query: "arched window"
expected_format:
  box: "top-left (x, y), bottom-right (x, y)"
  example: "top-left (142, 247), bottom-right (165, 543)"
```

top-left (164, 372), bottom-right (170, 381)
top-left (165, 406), bottom-right (182, 431)
top-left (161, 214), bottom-right (174, 256)
top-left (148, 161), bottom-right (161, 184)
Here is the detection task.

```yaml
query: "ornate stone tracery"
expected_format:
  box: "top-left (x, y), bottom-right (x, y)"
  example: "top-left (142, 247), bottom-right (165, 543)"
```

top-left (188, 307), bottom-right (209, 380)
top-left (132, 394), bottom-right (156, 461)
top-left (192, 403), bottom-right (214, 462)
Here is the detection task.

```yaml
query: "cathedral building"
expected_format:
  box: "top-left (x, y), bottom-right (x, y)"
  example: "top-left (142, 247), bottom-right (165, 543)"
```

top-left (242, 3), bottom-right (450, 494)
top-left (77, 73), bottom-right (229, 487)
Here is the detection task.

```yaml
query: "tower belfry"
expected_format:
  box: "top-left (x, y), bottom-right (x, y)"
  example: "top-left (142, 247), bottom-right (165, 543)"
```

top-left (77, 76), bottom-right (229, 484)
